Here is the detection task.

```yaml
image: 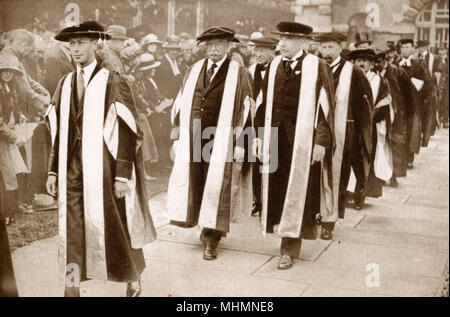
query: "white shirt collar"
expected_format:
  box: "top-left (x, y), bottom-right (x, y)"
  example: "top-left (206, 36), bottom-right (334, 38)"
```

top-left (399, 55), bottom-right (413, 67)
top-left (207, 55), bottom-right (227, 81)
top-left (282, 49), bottom-right (304, 62)
top-left (207, 55), bottom-right (227, 69)
top-left (77, 59), bottom-right (97, 87)
top-left (330, 56), bottom-right (342, 72)
top-left (281, 49), bottom-right (304, 71)
top-left (422, 50), bottom-right (429, 57)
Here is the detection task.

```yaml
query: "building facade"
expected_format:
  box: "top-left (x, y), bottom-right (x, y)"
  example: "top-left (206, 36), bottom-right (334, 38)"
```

top-left (294, 0), bottom-right (449, 48)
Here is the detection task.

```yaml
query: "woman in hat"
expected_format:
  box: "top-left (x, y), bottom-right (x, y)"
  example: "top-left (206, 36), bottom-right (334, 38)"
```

top-left (0, 55), bottom-right (32, 220)
top-left (132, 53), bottom-right (173, 179)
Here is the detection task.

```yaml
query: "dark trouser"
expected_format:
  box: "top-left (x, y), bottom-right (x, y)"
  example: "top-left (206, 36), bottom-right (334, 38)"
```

top-left (339, 147), bottom-right (366, 217)
top-left (65, 143), bottom-right (86, 297)
top-left (280, 237), bottom-right (302, 259)
top-left (407, 151), bottom-right (415, 165)
top-left (278, 162), bottom-right (322, 259)
top-left (200, 228), bottom-right (225, 248)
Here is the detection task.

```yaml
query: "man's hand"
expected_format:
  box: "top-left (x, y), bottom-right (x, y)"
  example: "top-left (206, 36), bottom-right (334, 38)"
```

top-left (311, 144), bottom-right (326, 165)
top-left (46, 175), bottom-right (57, 196)
top-left (114, 180), bottom-right (130, 199)
top-left (234, 146), bottom-right (245, 162)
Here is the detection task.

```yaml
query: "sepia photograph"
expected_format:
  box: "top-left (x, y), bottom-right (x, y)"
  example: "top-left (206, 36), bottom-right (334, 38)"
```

top-left (0, 0), bottom-right (448, 301)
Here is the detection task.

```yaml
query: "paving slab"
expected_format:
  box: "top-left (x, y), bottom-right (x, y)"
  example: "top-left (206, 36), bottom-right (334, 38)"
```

top-left (356, 215), bottom-right (449, 238)
top-left (157, 219), bottom-right (332, 261)
top-left (143, 240), bottom-right (272, 275)
top-left (356, 203), bottom-right (449, 224)
top-left (301, 285), bottom-right (390, 297)
top-left (315, 240), bottom-right (448, 278)
top-left (12, 237), bottom-right (59, 297)
top-left (254, 257), bottom-right (441, 297)
top-left (140, 259), bottom-right (310, 297)
top-left (332, 227), bottom-right (449, 253)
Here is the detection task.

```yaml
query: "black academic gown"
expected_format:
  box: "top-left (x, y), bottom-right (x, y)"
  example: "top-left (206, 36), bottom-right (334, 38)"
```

top-left (255, 55), bottom-right (333, 237)
top-left (49, 64), bottom-right (146, 285)
top-left (422, 52), bottom-right (442, 140)
top-left (397, 58), bottom-right (432, 157)
top-left (333, 61), bottom-right (373, 215)
top-left (382, 64), bottom-right (410, 177)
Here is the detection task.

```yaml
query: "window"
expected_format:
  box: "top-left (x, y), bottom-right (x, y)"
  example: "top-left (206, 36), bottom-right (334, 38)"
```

top-left (416, 0), bottom-right (449, 48)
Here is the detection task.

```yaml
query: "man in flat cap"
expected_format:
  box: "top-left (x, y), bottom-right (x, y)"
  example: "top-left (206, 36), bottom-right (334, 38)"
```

top-left (396, 39), bottom-right (432, 169)
top-left (374, 50), bottom-right (413, 185)
top-left (417, 40), bottom-right (442, 144)
top-left (247, 37), bottom-right (278, 216)
top-left (350, 49), bottom-right (393, 200)
top-left (254, 22), bottom-right (335, 270)
top-left (167, 26), bottom-right (254, 261)
top-left (46, 21), bottom-right (156, 297)
top-left (316, 33), bottom-right (373, 236)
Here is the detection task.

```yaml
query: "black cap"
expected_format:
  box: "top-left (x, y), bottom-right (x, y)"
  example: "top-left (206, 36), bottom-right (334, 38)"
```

top-left (271, 21), bottom-right (313, 38)
top-left (315, 32), bottom-right (347, 44)
top-left (416, 40), bottom-right (430, 47)
top-left (197, 26), bottom-right (239, 43)
top-left (375, 51), bottom-right (387, 60)
top-left (55, 21), bottom-right (110, 42)
top-left (398, 39), bottom-right (414, 46)
top-left (348, 48), bottom-right (376, 61)
top-left (250, 37), bottom-right (279, 49)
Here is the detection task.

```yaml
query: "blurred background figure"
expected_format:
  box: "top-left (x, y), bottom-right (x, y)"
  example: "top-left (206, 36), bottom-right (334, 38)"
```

top-left (438, 46), bottom-right (449, 128)
top-left (140, 33), bottom-right (164, 60)
top-left (178, 39), bottom-right (197, 74)
top-left (154, 39), bottom-right (182, 99)
top-left (133, 53), bottom-right (173, 174)
top-left (0, 40), bottom-right (50, 213)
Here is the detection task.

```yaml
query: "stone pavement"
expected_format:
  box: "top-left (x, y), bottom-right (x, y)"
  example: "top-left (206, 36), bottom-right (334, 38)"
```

top-left (11, 129), bottom-right (449, 297)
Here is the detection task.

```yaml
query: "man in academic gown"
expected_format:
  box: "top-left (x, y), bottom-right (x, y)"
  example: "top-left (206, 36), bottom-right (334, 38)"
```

top-left (317, 32), bottom-right (373, 238)
top-left (255, 22), bottom-right (335, 270)
top-left (351, 49), bottom-right (393, 199)
top-left (247, 37), bottom-right (278, 216)
top-left (438, 47), bottom-right (449, 128)
top-left (45, 21), bottom-right (156, 297)
top-left (417, 40), bottom-right (442, 143)
top-left (167, 26), bottom-right (254, 261)
top-left (375, 51), bottom-right (411, 185)
top-left (396, 39), bottom-right (432, 169)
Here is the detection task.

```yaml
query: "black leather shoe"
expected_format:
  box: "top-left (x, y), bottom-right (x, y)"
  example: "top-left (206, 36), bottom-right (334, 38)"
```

top-left (320, 228), bottom-right (333, 240)
top-left (251, 202), bottom-right (261, 217)
top-left (203, 244), bottom-right (217, 261)
top-left (277, 254), bottom-right (293, 270)
top-left (390, 177), bottom-right (399, 188)
top-left (354, 202), bottom-right (362, 210)
top-left (126, 280), bottom-right (142, 297)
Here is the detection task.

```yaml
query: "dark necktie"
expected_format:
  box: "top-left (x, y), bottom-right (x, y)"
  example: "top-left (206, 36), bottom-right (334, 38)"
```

top-left (205, 63), bottom-right (217, 85)
top-left (283, 60), bottom-right (293, 74)
top-left (77, 69), bottom-right (85, 102)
